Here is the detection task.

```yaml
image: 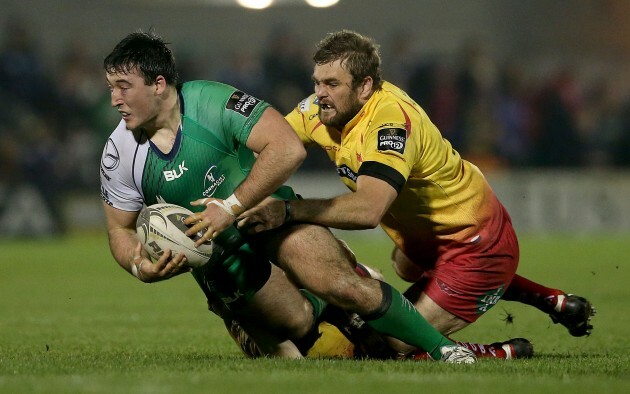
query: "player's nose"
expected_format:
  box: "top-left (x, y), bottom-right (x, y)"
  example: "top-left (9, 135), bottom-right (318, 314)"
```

top-left (110, 91), bottom-right (123, 108)
top-left (314, 83), bottom-right (327, 98)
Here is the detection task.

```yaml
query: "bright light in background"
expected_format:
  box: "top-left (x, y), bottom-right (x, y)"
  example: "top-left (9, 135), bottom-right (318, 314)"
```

top-left (191, 0), bottom-right (341, 7)
top-left (305, 0), bottom-right (339, 7)
top-left (237, 0), bottom-right (274, 9)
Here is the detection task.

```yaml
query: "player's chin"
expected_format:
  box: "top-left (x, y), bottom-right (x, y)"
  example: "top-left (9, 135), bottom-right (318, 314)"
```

top-left (318, 113), bottom-right (336, 127)
top-left (122, 116), bottom-right (140, 130)
top-left (122, 119), bottom-right (135, 130)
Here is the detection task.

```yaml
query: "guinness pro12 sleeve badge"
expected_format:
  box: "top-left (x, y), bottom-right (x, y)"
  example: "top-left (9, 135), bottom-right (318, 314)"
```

top-left (226, 91), bottom-right (261, 117)
top-left (377, 128), bottom-right (407, 154)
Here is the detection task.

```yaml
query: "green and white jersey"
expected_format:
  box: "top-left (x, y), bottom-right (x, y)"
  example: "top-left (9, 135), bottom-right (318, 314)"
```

top-left (100, 81), bottom-right (269, 213)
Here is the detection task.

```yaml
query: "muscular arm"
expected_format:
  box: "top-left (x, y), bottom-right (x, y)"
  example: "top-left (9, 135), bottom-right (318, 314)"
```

top-left (290, 175), bottom-right (397, 229)
top-left (103, 202), bottom-right (188, 282)
top-left (104, 202), bottom-right (146, 274)
top-left (238, 175), bottom-right (397, 233)
top-left (187, 107), bottom-right (306, 241)
top-left (237, 107), bottom-right (307, 209)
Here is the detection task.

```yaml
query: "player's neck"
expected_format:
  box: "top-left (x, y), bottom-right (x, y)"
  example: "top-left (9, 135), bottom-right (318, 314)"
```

top-left (144, 88), bottom-right (181, 153)
top-left (157, 86), bottom-right (181, 132)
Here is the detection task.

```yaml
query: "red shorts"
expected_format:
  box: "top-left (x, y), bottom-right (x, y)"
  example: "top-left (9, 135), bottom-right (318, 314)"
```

top-left (396, 203), bottom-right (519, 323)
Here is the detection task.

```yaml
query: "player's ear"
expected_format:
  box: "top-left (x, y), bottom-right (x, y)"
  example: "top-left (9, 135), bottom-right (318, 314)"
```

top-left (358, 76), bottom-right (373, 101)
top-left (154, 75), bottom-right (167, 94)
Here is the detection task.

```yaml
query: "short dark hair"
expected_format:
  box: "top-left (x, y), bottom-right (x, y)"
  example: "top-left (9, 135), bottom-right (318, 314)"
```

top-left (313, 30), bottom-right (382, 90)
top-left (103, 30), bottom-right (179, 86)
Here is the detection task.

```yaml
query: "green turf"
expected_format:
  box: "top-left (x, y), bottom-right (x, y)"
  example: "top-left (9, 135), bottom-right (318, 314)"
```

top-left (1, 231), bottom-right (628, 393)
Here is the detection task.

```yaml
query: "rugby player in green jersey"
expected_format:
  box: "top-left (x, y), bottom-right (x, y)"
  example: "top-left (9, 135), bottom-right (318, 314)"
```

top-left (99, 31), bottom-right (475, 363)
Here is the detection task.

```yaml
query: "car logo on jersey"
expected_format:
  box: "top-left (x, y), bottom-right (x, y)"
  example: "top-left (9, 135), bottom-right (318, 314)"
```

top-left (377, 128), bottom-right (407, 154)
top-left (163, 161), bottom-right (188, 181)
top-left (101, 138), bottom-right (120, 171)
top-left (226, 91), bottom-right (261, 117)
top-left (203, 165), bottom-right (226, 197)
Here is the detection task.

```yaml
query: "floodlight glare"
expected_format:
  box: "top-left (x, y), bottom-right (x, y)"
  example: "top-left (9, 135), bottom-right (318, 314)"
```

top-left (237, 0), bottom-right (274, 9)
top-left (305, 0), bottom-right (339, 7)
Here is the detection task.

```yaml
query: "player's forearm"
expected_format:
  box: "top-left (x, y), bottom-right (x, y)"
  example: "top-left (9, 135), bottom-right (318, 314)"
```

top-left (234, 141), bottom-right (305, 211)
top-left (107, 227), bottom-right (147, 275)
top-left (290, 194), bottom-right (382, 230)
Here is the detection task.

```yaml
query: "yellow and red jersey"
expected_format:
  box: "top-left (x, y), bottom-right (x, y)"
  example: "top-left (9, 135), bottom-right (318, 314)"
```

top-left (286, 81), bottom-right (503, 267)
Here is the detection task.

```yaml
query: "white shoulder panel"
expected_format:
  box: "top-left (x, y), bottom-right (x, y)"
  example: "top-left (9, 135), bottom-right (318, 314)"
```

top-left (99, 120), bottom-right (149, 212)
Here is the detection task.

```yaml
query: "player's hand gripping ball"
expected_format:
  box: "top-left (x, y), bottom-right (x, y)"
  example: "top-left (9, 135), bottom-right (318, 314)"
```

top-left (136, 203), bottom-right (213, 268)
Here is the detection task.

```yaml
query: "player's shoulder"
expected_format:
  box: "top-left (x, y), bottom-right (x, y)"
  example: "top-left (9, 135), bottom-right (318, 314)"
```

top-left (180, 80), bottom-right (238, 100)
top-left (376, 82), bottom-right (414, 107)
top-left (101, 120), bottom-right (148, 169)
top-left (105, 120), bottom-right (145, 148)
top-left (181, 80), bottom-right (268, 117)
top-left (104, 119), bottom-right (132, 153)
top-left (295, 94), bottom-right (319, 115)
top-left (100, 120), bottom-right (145, 209)
top-left (287, 94), bottom-right (320, 126)
top-left (369, 82), bottom-right (423, 121)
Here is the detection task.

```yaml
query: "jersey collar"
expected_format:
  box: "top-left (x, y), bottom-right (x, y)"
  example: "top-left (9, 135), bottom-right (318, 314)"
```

top-left (147, 84), bottom-right (184, 161)
top-left (147, 124), bottom-right (182, 161)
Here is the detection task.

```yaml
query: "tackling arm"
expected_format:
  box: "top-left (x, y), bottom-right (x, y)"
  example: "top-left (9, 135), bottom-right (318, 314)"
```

top-left (237, 175), bottom-right (397, 233)
top-left (289, 175), bottom-right (397, 229)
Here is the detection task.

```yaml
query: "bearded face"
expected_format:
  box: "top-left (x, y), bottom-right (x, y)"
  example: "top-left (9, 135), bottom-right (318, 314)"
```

top-left (313, 60), bottom-right (366, 130)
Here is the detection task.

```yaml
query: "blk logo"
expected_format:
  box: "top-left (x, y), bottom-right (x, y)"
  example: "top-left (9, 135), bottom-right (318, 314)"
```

top-left (163, 161), bottom-right (188, 181)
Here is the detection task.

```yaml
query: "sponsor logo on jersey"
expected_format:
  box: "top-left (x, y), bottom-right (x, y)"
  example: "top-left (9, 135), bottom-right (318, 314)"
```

top-left (336, 164), bottom-right (358, 183)
top-left (476, 285), bottom-right (505, 315)
top-left (202, 165), bottom-right (226, 197)
top-left (226, 91), bottom-right (260, 117)
top-left (298, 97), bottom-right (311, 112)
top-left (100, 186), bottom-right (113, 206)
top-left (163, 161), bottom-right (189, 181)
top-left (100, 166), bottom-right (111, 181)
top-left (221, 289), bottom-right (245, 305)
top-left (377, 128), bottom-right (407, 154)
top-left (436, 278), bottom-right (457, 296)
top-left (101, 138), bottom-right (120, 171)
top-left (202, 278), bottom-right (245, 305)
top-left (377, 122), bottom-right (405, 129)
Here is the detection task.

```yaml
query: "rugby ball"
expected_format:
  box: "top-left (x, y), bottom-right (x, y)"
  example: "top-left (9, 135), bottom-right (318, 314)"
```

top-left (136, 203), bottom-right (213, 268)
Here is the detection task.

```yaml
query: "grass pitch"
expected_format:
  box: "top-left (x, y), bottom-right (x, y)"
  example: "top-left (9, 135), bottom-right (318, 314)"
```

top-left (1, 231), bottom-right (628, 393)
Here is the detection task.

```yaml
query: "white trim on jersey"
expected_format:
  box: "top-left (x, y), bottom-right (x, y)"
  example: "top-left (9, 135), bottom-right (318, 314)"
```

top-left (100, 119), bottom-right (149, 212)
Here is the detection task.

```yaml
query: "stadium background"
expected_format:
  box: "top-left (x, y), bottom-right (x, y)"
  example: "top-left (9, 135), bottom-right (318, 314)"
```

top-left (1, 0), bottom-right (630, 236)
top-left (1, 3), bottom-right (628, 392)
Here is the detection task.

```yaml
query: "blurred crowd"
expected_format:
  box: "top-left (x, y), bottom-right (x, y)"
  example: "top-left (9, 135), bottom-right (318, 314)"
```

top-left (1, 22), bottom-right (630, 210)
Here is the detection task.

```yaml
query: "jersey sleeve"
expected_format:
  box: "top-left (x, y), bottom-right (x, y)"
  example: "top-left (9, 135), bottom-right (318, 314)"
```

top-left (182, 81), bottom-right (271, 150)
top-left (220, 88), bottom-right (271, 147)
top-left (285, 95), bottom-right (318, 146)
top-left (99, 122), bottom-right (147, 212)
top-left (359, 103), bottom-right (417, 193)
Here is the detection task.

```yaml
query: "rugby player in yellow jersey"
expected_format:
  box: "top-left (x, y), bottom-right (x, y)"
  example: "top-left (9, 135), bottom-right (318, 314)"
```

top-left (238, 30), bottom-right (595, 357)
